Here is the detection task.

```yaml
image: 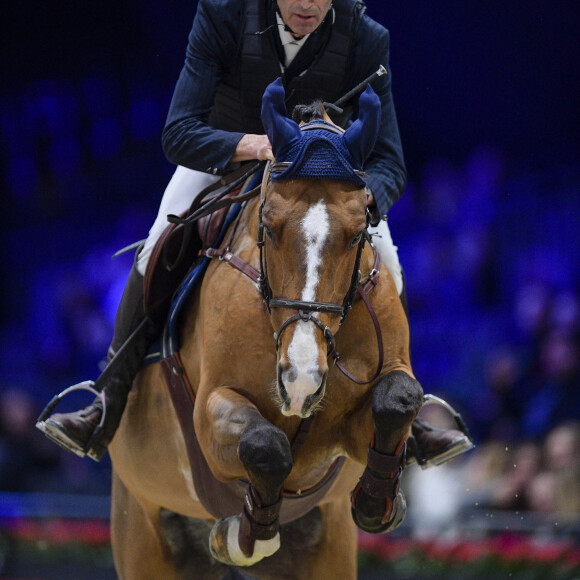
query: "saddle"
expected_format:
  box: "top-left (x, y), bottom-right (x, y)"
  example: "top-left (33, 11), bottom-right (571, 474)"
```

top-left (142, 162), bottom-right (265, 324)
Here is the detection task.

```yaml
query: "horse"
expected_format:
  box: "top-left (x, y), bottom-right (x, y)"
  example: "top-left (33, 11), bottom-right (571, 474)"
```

top-left (108, 79), bottom-right (423, 579)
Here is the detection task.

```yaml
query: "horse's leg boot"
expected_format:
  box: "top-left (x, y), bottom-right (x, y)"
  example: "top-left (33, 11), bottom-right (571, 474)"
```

top-left (351, 436), bottom-right (407, 534)
top-left (209, 485), bottom-right (282, 566)
top-left (36, 263), bottom-right (158, 462)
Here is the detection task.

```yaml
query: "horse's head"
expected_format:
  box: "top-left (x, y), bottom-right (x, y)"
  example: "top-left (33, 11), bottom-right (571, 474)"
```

top-left (259, 78), bottom-right (381, 418)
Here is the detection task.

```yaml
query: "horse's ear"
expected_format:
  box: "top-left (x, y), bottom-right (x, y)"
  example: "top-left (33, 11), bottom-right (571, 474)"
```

top-left (261, 78), bottom-right (302, 159)
top-left (342, 85), bottom-right (381, 167)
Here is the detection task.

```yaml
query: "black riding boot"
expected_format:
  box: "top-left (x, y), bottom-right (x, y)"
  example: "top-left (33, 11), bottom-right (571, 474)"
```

top-left (398, 276), bottom-right (474, 469)
top-left (36, 262), bottom-right (158, 461)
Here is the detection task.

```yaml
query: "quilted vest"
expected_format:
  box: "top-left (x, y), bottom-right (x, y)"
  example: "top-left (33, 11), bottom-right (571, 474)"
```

top-left (208, 0), bottom-right (365, 133)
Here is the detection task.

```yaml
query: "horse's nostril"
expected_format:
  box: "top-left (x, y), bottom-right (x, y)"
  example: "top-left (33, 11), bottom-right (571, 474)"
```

top-left (278, 378), bottom-right (290, 405)
top-left (303, 372), bottom-right (327, 413)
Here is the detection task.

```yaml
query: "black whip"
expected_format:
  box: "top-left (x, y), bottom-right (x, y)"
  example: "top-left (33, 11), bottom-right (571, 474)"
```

top-left (324, 64), bottom-right (387, 115)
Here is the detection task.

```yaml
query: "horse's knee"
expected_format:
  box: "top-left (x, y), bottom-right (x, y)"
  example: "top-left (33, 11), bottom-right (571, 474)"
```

top-left (238, 423), bottom-right (293, 487)
top-left (372, 370), bottom-right (423, 433)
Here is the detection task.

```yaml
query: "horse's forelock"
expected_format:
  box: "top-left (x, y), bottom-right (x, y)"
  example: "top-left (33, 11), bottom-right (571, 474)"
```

top-left (291, 101), bottom-right (326, 124)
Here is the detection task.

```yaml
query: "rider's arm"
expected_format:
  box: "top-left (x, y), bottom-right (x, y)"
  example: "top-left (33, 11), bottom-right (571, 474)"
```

top-left (352, 18), bottom-right (407, 220)
top-left (162, 0), bottom-right (253, 173)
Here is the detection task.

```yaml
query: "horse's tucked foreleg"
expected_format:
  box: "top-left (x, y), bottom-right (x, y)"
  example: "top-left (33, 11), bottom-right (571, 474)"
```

top-left (205, 396), bottom-right (293, 567)
top-left (236, 422), bottom-right (293, 554)
top-left (351, 370), bottom-right (423, 533)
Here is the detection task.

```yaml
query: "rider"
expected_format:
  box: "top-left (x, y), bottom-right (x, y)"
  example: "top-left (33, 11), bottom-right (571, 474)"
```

top-left (37, 0), bottom-right (473, 466)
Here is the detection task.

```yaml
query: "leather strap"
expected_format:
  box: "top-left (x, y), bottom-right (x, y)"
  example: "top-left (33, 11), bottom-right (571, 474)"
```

top-left (330, 265), bottom-right (384, 384)
top-left (167, 163), bottom-right (264, 228)
top-left (357, 437), bottom-right (406, 500)
top-left (194, 185), bottom-right (262, 228)
top-left (201, 248), bottom-right (261, 284)
top-left (367, 444), bottom-right (406, 473)
top-left (359, 469), bottom-right (402, 499)
top-left (238, 485), bottom-right (282, 557)
top-left (160, 352), bottom-right (198, 473)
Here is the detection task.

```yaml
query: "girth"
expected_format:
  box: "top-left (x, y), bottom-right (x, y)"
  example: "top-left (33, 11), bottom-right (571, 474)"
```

top-left (161, 351), bottom-right (346, 524)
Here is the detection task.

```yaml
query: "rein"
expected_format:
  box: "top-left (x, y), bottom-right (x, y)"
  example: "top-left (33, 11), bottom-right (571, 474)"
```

top-left (162, 161), bottom-right (266, 272)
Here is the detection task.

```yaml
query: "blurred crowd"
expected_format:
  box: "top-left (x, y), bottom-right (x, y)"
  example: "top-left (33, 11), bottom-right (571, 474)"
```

top-left (0, 68), bottom-right (578, 531)
top-left (405, 405), bottom-right (580, 540)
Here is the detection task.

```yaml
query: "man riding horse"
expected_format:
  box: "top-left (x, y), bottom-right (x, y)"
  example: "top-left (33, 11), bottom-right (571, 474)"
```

top-left (37, 0), bottom-right (472, 474)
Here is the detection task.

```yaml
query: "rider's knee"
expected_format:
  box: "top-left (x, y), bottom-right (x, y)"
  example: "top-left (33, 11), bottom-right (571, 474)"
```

top-left (368, 220), bottom-right (404, 296)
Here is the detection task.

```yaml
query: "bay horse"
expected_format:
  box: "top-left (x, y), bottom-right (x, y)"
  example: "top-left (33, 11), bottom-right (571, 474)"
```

top-left (108, 79), bottom-right (423, 579)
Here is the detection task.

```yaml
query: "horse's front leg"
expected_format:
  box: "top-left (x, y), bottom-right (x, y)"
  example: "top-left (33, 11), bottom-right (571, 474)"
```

top-left (197, 388), bottom-right (293, 567)
top-left (351, 370), bottom-right (423, 533)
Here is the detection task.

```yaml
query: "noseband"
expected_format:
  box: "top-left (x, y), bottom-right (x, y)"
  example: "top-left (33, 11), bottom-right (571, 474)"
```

top-left (257, 122), bottom-right (370, 355)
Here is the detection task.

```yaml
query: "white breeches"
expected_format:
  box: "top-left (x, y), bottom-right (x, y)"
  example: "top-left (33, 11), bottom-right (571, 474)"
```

top-left (367, 219), bottom-right (404, 296)
top-left (137, 165), bottom-right (404, 296)
top-left (137, 166), bottom-right (221, 275)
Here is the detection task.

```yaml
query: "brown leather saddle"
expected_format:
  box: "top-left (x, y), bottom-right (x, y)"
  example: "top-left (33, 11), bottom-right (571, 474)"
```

top-left (142, 162), bottom-right (264, 325)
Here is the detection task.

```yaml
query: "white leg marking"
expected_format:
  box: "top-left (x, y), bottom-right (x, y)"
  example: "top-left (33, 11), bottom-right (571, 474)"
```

top-left (226, 516), bottom-right (280, 566)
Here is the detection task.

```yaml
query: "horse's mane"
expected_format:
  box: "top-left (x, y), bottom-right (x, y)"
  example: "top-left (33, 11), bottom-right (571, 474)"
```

top-left (291, 101), bottom-right (326, 124)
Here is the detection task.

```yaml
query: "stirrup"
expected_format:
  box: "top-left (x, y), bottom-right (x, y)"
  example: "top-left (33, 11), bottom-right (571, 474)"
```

top-left (407, 394), bottom-right (475, 470)
top-left (35, 381), bottom-right (107, 461)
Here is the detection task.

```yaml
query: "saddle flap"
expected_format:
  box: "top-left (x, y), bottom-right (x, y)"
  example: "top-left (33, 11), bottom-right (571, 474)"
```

top-left (197, 186), bottom-right (242, 249)
top-left (143, 213), bottom-right (202, 323)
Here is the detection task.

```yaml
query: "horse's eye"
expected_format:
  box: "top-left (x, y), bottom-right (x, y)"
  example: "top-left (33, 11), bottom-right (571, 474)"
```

top-left (264, 225), bottom-right (275, 241)
top-left (349, 232), bottom-right (362, 248)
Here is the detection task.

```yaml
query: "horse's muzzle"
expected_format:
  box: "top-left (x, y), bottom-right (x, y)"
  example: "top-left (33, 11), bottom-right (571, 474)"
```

top-left (277, 368), bottom-right (327, 418)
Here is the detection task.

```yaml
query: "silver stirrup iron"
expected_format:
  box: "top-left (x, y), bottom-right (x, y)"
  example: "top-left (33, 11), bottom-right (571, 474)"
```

top-left (35, 381), bottom-right (107, 461)
top-left (408, 394), bottom-right (475, 470)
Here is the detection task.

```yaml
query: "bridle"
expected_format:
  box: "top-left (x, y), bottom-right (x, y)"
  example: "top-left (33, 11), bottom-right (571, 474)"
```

top-left (256, 121), bottom-right (371, 358)
top-left (199, 65), bottom-right (391, 384)
top-left (200, 154), bottom-right (384, 385)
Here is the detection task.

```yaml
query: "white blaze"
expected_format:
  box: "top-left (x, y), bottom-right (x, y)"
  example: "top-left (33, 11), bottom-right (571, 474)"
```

top-left (282, 200), bottom-right (329, 415)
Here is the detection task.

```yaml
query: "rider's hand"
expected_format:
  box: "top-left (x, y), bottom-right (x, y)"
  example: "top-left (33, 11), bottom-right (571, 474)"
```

top-left (231, 134), bottom-right (273, 162)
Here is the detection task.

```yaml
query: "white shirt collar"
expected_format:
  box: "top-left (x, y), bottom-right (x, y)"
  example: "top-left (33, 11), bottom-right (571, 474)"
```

top-left (276, 13), bottom-right (310, 67)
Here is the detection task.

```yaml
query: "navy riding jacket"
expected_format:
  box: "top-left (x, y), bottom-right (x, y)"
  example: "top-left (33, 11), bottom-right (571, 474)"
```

top-left (162, 0), bottom-right (406, 218)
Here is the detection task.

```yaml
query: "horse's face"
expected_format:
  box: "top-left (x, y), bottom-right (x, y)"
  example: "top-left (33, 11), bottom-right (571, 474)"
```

top-left (262, 178), bottom-right (367, 417)
top-left (258, 77), bottom-right (381, 417)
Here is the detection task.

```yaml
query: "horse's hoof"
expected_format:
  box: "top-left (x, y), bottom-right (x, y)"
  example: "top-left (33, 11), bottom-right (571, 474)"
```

top-left (351, 491), bottom-right (407, 534)
top-left (209, 515), bottom-right (280, 567)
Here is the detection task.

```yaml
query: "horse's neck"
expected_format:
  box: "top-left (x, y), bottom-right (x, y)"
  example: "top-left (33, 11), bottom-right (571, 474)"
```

top-left (229, 197), bottom-right (260, 258)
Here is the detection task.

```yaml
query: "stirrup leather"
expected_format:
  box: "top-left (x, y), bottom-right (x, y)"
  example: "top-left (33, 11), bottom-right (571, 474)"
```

top-left (35, 381), bottom-right (107, 461)
top-left (407, 394), bottom-right (475, 470)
